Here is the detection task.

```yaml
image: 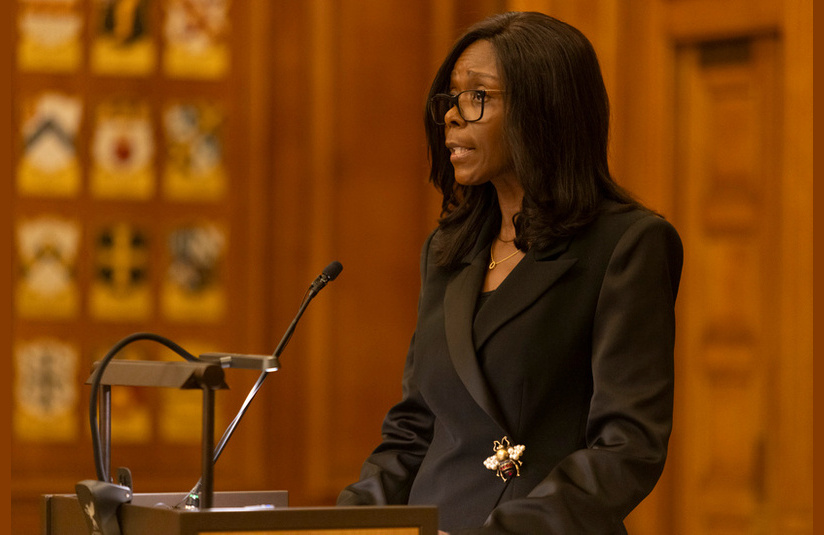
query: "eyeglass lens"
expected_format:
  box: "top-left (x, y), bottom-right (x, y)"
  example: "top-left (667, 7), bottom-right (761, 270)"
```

top-left (430, 90), bottom-right (485, 124)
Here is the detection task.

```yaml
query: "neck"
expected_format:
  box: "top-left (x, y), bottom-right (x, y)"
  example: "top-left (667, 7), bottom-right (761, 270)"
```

top-left (494, 184), bottom-right (523, 243)
top-left (498, 222), bottom-right (517, 243)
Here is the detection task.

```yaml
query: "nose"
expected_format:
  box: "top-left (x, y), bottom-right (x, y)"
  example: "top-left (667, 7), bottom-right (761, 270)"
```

top-left (443, 102), bottom-right (465, 126)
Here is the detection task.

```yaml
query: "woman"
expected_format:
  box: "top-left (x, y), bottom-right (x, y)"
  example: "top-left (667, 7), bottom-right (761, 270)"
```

top-left (338, 12), bottom-right (683, 534)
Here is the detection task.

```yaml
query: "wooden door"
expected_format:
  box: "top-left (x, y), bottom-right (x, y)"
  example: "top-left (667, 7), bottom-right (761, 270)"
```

top-left (675, 35), bottom-right (782, 534)
top-left (613, 1), bottom-right (813, 533)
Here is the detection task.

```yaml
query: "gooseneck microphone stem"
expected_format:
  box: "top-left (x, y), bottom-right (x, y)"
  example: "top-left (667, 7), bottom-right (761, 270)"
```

top-left (272, 286), bottom-right (316, 358)
top-left (213, 261), bottom-right (338, 464)
top-left (179, 261), bottom-right (343, 508)
top-left (212, 370), bottom-right (268, 463)
top-left (181, 287), bottom-right (316, 505)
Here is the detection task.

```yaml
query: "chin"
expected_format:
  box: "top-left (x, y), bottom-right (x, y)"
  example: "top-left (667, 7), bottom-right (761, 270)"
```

top-left (452, 173), bottom-right (486, 187)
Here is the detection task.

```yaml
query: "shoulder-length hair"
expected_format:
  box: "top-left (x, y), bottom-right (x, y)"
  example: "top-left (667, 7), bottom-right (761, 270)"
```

top-left (425, 11), bottom-right (640, 268)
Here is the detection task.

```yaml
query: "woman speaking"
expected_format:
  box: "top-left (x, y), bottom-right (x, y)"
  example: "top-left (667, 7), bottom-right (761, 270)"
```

top-left (338, 11), bottom-right (683, 534)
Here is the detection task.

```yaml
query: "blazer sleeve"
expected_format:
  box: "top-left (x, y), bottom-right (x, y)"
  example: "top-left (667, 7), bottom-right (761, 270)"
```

top-left (336, 232), bottom-right (438, 506)
top-left (455, 215), bottom-right (684, 534)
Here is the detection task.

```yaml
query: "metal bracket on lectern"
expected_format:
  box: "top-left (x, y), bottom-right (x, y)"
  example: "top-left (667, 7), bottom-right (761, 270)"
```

top-left (85, 360), bottom-right (228, 515)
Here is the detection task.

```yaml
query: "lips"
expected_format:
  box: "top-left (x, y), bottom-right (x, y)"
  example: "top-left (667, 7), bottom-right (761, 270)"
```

top-left (447, 141), bottom-right (475, 162)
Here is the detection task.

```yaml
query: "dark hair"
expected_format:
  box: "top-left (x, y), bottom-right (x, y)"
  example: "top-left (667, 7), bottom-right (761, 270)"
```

top-left (425, 11), bottom-right (641, 268)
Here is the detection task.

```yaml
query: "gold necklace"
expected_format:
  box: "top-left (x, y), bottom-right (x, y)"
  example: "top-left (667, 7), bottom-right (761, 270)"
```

top-left (489, 248), bottom-right (521, 270)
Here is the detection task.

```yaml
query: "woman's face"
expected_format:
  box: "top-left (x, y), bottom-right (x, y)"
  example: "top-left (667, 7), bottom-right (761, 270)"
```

top-left (444, 40), bottom-right (516, 190)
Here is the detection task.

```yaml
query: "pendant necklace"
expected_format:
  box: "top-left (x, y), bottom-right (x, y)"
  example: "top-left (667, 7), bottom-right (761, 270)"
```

top-left (489, 249), bottom-right (520, 270)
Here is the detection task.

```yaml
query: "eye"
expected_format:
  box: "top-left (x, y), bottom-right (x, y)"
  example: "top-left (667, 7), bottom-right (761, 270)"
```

top-left (469, 90), bottom-right (485, 102)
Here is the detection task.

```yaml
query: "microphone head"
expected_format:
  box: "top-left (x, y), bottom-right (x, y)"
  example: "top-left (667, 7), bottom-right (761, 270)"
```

top-left (322, 261), bottom-right (343, 281)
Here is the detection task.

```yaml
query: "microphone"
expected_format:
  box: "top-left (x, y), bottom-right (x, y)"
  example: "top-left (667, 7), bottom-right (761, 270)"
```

top-left (199, 262), bottom-right (343, 373)
top-left (202, 260), bottom-right (343, 368)
top-left (308, 260), bottom-right (343, 297)
top-left (180, 261), bottom-right (343, 509)
top-left (274, 261), bottom-right (343, 357)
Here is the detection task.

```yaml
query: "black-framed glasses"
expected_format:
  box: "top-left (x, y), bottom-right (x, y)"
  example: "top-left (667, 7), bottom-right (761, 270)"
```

top-left (428, 89), bottom-right (505, 125)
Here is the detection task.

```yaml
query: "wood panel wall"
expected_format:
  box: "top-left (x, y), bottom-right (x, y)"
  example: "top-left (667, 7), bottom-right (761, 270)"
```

top-left (9, 1), bottom-right (812, 533)
top-left (8, 1), bottom-right (270, 532)
top-left (611, 2), bottom-right (812, 533)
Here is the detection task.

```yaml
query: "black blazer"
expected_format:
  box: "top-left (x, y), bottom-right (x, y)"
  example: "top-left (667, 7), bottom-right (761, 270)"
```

top-left (338, 203), bottom-right (684, 534)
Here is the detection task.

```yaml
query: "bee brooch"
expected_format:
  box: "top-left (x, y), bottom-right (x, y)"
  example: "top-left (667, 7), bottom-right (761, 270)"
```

top-left (483, 436), bottom-right (525, 481)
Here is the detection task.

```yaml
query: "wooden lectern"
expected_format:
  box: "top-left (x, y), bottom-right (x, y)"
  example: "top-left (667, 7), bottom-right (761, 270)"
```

top-left (43, 491), bottom-right (439, 535)
top-left (60, 350), bottom-right (438, 534)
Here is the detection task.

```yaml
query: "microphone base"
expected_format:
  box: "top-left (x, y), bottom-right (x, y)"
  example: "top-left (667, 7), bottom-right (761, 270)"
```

top-left (75, 480), bottom-right (132, 535)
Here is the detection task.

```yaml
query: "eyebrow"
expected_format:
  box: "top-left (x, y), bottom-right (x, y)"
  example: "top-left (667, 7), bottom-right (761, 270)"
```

top-left (451, 69), bottom-right (500, 84)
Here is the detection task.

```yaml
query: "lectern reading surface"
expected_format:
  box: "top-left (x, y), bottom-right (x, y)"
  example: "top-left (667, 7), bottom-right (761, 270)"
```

top-left (43, 491), bottom-right (439, 535)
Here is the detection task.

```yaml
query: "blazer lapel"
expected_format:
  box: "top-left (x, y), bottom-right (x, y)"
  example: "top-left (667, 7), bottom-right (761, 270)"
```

top-left (474, 240), bottom-right (577, 349)
top-left (444, 246), bottom-right (510, 433)
top-left (443, 233), bottom-right (577, 433)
